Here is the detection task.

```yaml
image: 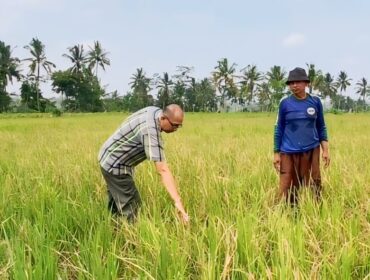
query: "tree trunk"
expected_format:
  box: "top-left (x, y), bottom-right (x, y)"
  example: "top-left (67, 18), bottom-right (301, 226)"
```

top-left (36, 64), bottom-right (40, 111)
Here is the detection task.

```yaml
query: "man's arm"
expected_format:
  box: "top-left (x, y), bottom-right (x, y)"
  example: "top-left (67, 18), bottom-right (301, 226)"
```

top-left (155, 161), bottom-right (189, 223)
top-left (315, 98), bottom-right (330, 168)
top-left (273, 100), bottom-right (285, 172)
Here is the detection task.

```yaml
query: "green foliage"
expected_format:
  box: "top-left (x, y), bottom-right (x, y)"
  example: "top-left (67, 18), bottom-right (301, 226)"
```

top-left (51, 108), bottom-right (62, 117)
top-left (266, 65), bottom-right (287, 109)
top-left (171, 81), bottom-right (186, 108)
top-left (2, 39), bottom-right (370, 114)
top-left (19, 80), bottom-right (57, 113)
top-left (127, 68), bottom-right (154, 111)
top-left (155, 72), bottom-right (173, 109)
top-left (63, 44), bottom-right (86, 74)
top-left (86, 41), bottom-right (110, 78)
top-left (317, 73), bottom-right (337, 99)
top-left (102, 97), bottom-right (125, 112)
top-left (0, 41), bottom-right (22, 92)
top-left (186, 78), bottom-right (217, 112)
top-left (327, 108), bottom-right (342, 115)
top-left (336, 71), bottom-right (352, 93)
top-left (20, 80), bottom-right (38, 110)
top-left (51, 69), bottom-right (104, 112)
top-left (212, 58), bottom-right (238, 109)
top-left (0, 41), bottom-right (21, 112)
top-left (239, 64), bottom-right (263, 104)
top-left (355, 77), bottom-right (370, 102)
top-left (23, 38), bottom-right (56, 77)
top-left (306, 63), bottom-right (323, 94)
top-left (0, 89), bottom-right (11, 112)
top-left (121, 91), bottom-right (154, 112)
top-left (23, 37), bottom-right (56, 112)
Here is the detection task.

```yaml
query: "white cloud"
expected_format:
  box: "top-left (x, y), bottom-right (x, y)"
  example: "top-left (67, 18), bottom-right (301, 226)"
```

top-left (282, 33), bottom-right (307, 47)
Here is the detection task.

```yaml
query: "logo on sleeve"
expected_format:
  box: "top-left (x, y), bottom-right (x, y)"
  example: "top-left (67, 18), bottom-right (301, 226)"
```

top-left (307, 107), bottom-right (316, 115)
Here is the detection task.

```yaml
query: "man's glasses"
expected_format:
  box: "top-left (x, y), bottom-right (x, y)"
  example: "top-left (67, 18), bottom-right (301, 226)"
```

top-left (166, 117), bottom-right (182, 128)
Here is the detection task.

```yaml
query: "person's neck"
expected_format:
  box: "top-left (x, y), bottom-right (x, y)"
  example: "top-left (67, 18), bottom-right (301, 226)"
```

top-left (294, 92), bottom-right (307, 100)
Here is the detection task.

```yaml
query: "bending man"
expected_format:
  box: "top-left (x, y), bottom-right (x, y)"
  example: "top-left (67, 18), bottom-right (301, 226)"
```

top-left (98, 104), bottom-right (189, 223)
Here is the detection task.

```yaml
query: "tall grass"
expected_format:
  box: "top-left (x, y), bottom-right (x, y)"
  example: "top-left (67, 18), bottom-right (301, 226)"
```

top-left (0, 112), bottom-right (369, 279)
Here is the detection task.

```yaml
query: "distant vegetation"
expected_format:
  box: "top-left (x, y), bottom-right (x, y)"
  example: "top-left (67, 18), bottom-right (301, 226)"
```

top-left (1, 39), bottom-right (370, 113)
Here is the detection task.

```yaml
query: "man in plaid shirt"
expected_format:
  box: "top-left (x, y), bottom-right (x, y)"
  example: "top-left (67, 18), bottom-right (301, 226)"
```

top-left (99, 104), bottom-right (189, 223)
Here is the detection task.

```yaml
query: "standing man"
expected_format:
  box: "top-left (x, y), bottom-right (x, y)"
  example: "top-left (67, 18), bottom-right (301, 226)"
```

top-left (273, 67), bottom-right (330, 205)
top-left (98, 104), bottom-right (189, 223)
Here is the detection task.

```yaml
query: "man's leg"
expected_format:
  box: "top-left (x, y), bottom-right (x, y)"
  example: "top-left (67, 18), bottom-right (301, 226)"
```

top-left (291, 153), bottom-right (307, 206)
top-left (299, 146), bottom-right (322, 201)
top-left (280, 153), bottom-right (299, 206)
top-left (108, 190), bottom-right (119, 214)
top-left (101, 168), bottom-right (142, 223)
top-left (309, 146), bottom-right (322, 201)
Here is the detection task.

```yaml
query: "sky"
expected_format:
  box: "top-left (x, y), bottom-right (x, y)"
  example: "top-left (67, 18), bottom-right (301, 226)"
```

top-left (1, 0), bottom-right (370, 98)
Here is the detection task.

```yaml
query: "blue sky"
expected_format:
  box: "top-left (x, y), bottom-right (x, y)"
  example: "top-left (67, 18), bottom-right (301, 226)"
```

top-left (1, 0), bottom-right (370, 97)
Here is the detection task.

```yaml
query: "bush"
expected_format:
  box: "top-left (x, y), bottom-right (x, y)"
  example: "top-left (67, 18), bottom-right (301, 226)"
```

top-left (51, 108), bottom-right (62, 117)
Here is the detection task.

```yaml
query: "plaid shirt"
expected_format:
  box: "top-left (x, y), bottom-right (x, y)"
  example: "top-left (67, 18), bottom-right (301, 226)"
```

top-left (98, 107), bottom-right (165, 176)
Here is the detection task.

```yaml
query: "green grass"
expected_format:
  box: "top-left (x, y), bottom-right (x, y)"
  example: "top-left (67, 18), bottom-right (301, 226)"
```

top-left (0, 112), bottom-right (369, 279)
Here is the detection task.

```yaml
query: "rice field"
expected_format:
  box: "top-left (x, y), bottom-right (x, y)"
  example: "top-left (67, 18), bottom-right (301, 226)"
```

top-left (0, 112), bottom-right (369, 279)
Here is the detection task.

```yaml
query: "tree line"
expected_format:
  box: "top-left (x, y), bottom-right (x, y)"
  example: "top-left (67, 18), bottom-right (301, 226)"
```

top-left (1, 39), bottom-right (370, 113)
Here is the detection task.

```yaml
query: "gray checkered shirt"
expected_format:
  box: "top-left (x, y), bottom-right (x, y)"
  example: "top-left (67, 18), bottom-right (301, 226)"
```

top-left (98, 106), bottom-right (165, 176)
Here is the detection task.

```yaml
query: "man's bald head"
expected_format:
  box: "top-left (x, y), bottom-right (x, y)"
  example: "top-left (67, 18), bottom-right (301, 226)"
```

top-left (160, 104), bottom-right (184, 133)
top-left (163, 104), bottom-right (184, 120)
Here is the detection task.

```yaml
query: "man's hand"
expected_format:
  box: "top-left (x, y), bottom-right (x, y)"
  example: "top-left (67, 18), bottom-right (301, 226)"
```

top-left (320, 141), bottom-right (330, 168)
top-left (155, 162), bottom-right (189, 224)
top-left (273, 152), bottom-right (281, 172)
top-left (175, 200), bottom-right (190, 224)
top-left (322, 150), bottom-right (330, 168)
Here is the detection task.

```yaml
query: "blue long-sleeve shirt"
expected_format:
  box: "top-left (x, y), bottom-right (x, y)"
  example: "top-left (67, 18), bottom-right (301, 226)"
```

top-left (274, 94), bottom-right (328, 153)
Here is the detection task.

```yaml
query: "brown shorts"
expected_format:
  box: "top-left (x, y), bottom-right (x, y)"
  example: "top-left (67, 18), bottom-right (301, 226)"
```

top-left (279, 146), bottom-right (321, 205)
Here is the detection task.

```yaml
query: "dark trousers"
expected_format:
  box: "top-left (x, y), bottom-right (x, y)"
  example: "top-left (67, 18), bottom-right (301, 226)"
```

top-left (100, 167), bottom-right (141, 222)
top-left (279, 146), bottom-right (322, 205)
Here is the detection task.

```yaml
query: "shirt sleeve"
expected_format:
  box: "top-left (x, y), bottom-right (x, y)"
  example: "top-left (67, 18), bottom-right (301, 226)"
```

top-left (274, 100), bottom-right (285, 152)
top-left (142, 126), bottom-right (166, 162)
top-left (315, 97), bottom-right (328, 142)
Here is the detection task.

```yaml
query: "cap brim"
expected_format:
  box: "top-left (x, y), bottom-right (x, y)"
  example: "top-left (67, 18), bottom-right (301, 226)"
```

top-left (286, 79), bottom-right (310, 85)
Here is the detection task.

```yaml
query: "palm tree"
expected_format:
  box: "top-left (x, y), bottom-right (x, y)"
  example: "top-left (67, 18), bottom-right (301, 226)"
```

top-left (0, 41), bottom-right (22, 111)
top-left (355, 77), bottom-right (370, 102)
top-left (336, 71), bottom-right (352, 93)
top-left (129, 68), bottom-right (151, 92)
top-left (318, 73), bottom-right (337, 99)
top-left (184, 77), bottom-right (198, 112)
top-left (266, 65), bottom-right (286, 110)
top-left (335, 71), bottom-right (352, 110)
top-left (239, 64), bottom-right (263, 104)
top-left (171, 66), bottom-right (194, 108)
top-left (306, 63), bottom-right (323, 94)
top-left (212, 58), bottom-right (238, 110)
top-left (195, 78), bottom-right (217, 111)
top-left (129, 68), bottom-right (152, 109)
top-left (63, 44), bottom-right (87, 74)
top-left (86, 41), bottom-right (110, 78)
top-left (0, 41), bottom-right (22, 92)
top-left (172, 80), bottom-right (186, 108)
top-left (24, 38), bottom-right (56, 111)
top-left (256, 82), bottom-right (272, 112)
top-left (156, 72), bottom-right (173, 109)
